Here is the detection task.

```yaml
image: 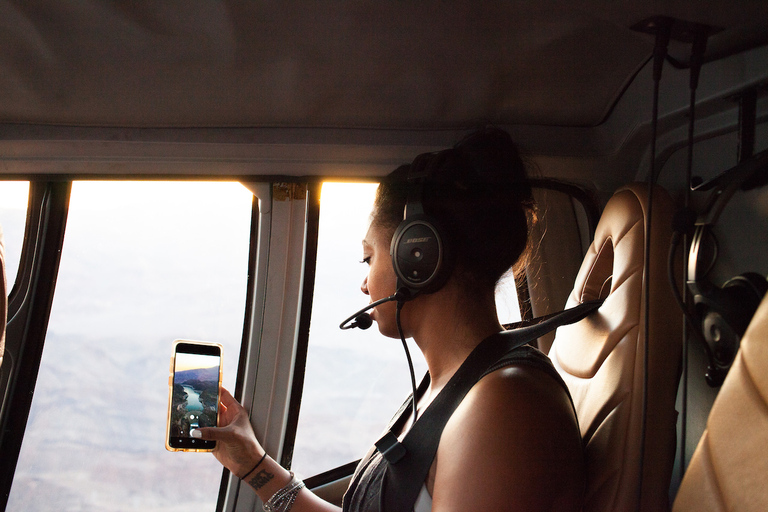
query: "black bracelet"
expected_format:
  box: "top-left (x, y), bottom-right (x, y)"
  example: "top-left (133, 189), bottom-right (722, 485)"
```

top-left (240, 452), bottom-right (268, 480)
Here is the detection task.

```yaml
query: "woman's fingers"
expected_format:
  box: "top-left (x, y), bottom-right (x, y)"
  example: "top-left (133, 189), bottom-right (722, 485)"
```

top-left (209, 387), bottom-right (243, 427)
top-left (191, 425), bottom-right (224, 441)
top-left (189, 388), bottom-right (241, 445)
top-left (219, 387), bottom-right (239, 408)
top-left (192, 411), bottom-right (247, 442)
top-left (189, 389), bottom-right (264, 477)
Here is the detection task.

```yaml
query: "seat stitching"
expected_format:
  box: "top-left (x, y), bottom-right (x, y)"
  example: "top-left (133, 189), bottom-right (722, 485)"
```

top-left (605, 262), bottom-right (643, 294)
top-left (580, 236), bottom-right (613, 302)
top-left (581, 388), bottom-right (631, 443)
top-left (606, 217), bottom-right (643, 249)
top-left (556, 324), bottom-right (640, 380)
top-left (740, 351), bottom-right (768, 414)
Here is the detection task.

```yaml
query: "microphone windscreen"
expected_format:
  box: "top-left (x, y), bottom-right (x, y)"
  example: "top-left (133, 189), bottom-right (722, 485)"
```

top-left (355, 313), bottom-right (373, 330)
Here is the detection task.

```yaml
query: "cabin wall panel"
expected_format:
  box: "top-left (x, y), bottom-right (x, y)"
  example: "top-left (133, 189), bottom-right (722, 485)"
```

top-left (656, 107), bottom-right (768, 498)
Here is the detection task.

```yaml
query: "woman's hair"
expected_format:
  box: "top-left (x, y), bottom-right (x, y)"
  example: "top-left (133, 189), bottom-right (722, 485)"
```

top-left (371, 127), bottom-right (537, 292)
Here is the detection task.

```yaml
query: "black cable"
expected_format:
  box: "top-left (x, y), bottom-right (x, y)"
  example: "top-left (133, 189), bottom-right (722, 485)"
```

top-left (679, 25), bottom-right (708, 480)
top-left (668, 230), bottom-right (713, 363)
top-left (679, 91), bottom-right (695, 489)
top-left (679, 234), bottom-right (691, 482)
top-left (396, 300), bottom-right (419, 427)
top-left (639, 18), bottom-right (672, 511)
top-left (340, 291), bottom-right (418, 426)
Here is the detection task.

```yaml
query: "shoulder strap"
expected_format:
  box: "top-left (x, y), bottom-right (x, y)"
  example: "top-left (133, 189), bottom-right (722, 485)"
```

top-left (378, 299), bottom-right (603, 512)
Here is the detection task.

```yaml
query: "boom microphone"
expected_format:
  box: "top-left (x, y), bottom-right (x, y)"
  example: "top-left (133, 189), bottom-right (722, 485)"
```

top-left (349, 313), bottom-right (373, 330)
top-left (339, 291), bottom-right (408, 330)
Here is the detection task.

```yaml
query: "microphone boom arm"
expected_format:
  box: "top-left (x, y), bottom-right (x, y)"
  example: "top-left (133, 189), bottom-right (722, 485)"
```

top-left (339, 293), bottom-right (402, 330)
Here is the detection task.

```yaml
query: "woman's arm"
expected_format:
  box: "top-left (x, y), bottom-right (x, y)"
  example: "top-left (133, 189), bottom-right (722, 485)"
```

top-left (194, 388), bottom-right (341, 512)
top-left (429, 366), bottom-right (585, 512)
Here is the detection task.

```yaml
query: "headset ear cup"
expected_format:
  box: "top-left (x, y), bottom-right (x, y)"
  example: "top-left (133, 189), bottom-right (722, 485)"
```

top-left (390, 214), bottom-right (451, 296)
top-left (702, 272), bottom-right (768, 370)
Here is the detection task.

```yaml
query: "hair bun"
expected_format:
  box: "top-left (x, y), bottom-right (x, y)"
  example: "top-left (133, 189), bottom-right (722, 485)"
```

top-left (372, 127), bottom-right (537, 292)
top-left (454, 127), bottom-right (533, 202)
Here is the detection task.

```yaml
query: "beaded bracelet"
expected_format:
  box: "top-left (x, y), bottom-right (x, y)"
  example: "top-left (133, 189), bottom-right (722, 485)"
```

top-left (263, 472), bottom-right (305, 512)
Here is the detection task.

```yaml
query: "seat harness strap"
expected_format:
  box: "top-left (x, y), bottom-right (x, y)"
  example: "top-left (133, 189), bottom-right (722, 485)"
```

top-left (377, 298), bottom-right (603, 512)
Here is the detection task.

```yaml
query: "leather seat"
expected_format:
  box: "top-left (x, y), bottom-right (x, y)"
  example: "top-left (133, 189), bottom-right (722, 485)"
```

top-left (548, 183), bottom-right (681, 512)
top-left (672, 293), bottom-right (768, 512)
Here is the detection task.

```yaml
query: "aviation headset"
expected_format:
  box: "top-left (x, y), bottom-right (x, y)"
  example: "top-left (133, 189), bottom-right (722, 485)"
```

top-left (339, 148), bottom-right (464, 331)
top-left (389, 150), bottom-right (458, 299)
top-left (685, 152), bottom-right (768, 386)
top-left (340, 148), bottom-right (465, 424)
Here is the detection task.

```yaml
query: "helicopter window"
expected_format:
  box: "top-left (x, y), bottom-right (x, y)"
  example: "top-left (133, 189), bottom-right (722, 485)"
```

top-left (0, 181), bottom-right (30, 292)
top-left (6, 181), bottom-right (253, 511)
top-left (291, 182), bottom-right (522, 479)
top-left (495, 272), bottom-right (522, 325)
top-left (292, 182), bottom-right (425, 477)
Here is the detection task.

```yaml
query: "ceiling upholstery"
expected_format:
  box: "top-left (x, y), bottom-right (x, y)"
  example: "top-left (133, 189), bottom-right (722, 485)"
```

top-left (1, 0), bottom-right (766, 130)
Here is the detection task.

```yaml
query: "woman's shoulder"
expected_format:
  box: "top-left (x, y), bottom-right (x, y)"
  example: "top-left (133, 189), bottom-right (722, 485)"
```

top-left (431, 360), bottom-right (585, 511)
top-left (460, 360), bottom-right (578, 431)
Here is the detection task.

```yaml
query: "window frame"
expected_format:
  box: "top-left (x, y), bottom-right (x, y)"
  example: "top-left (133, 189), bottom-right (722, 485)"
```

top-left (0, 178), bottom-right (264, 512)
top-left (280, 181), bottom-right (321, 469)
top-left (222, 181), bottom-right (318, 512)
top-left (0, 181), bottom-right (71, 510)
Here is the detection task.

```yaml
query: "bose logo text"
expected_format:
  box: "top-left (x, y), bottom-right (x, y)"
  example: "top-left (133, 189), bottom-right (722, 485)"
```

top-left (405, 237), bottom-right (431, 244)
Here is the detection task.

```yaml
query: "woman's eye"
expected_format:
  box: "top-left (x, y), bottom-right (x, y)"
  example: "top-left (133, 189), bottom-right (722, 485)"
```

top-left (360, 256), bottom-right (371, 265)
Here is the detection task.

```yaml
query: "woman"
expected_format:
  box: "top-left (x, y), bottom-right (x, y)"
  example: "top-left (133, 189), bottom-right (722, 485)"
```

top-left (194, 127), bottom-right (586, 512)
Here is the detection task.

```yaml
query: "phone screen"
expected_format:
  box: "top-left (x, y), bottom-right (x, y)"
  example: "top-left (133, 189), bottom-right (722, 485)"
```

top-left (167, 341), bottom-right (222, 451)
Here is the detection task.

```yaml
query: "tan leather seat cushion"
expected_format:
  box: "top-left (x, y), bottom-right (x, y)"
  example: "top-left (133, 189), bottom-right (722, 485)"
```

top-left (673, 293), bottom-right (768, 512)
top-left (550, 183), bottom-right (681, 512)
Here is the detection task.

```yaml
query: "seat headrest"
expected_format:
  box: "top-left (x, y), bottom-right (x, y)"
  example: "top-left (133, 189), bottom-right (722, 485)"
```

top-left (553, 183), bottom-right (660, 378)
top-left (550, 182), bottom-right (681, 512)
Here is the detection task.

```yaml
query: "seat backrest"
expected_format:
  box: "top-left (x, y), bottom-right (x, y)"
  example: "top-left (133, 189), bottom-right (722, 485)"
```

top-left (0, 223), bottom-right (6, 368)
top-left (548, 183), bottom-right (681, 512)
top-left (672, 293), bottom-right (768, 512)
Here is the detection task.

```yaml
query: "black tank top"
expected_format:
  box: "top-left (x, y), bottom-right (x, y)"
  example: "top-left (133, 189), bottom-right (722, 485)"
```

top-left (342, 334), bottom-right (577, 512)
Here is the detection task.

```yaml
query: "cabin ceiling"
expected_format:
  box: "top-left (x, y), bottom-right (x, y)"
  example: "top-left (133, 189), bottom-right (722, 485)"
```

top-left (1, 0), bottom-right (767, 131)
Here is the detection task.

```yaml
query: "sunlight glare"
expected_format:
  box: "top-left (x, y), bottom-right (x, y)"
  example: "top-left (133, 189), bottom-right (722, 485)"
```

top-left (0, 181), bottom-right (30, 209)
top-left (70, 181), bottom-right (253, 211)
top-left (320, 182), bottom-right (379, 236)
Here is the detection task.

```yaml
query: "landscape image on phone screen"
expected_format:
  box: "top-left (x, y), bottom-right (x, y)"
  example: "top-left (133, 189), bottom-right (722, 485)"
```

top-left (170, 352), bottom-right (220, 439)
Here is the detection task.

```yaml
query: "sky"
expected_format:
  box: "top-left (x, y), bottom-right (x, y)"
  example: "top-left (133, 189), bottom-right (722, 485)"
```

top-left (174, 352), bottom-right (221, 373)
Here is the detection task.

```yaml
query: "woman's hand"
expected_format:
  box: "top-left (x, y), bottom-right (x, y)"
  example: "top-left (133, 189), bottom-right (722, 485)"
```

top-left (193, 389), bottom-right (341, 512)
top-left (192, 388), bottom-right (265, 478)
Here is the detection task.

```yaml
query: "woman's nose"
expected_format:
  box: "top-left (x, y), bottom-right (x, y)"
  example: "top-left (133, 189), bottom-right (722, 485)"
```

top-left (361, 275), bottom-right (369, 295)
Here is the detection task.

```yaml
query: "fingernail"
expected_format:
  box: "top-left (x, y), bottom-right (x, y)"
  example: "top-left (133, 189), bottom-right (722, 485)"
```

top-left (190, 429), bottom-right (202, 439)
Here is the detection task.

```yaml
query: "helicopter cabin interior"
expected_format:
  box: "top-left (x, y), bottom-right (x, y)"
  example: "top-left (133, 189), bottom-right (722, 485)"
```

top-left (1, 1), bottom-right (768, 511)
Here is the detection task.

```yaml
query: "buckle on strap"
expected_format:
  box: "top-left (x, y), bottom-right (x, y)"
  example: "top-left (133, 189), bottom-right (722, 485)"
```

top-left (375, 431), bottom-right (406, 464)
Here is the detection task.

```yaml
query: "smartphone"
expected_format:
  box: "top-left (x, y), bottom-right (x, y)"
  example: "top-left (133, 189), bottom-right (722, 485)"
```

top-left (166, 340), bottom-right (223, 452)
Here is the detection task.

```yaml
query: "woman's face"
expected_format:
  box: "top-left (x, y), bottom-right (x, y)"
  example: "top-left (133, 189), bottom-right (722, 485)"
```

top-left (361, 222), bottom-right (400, 337)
